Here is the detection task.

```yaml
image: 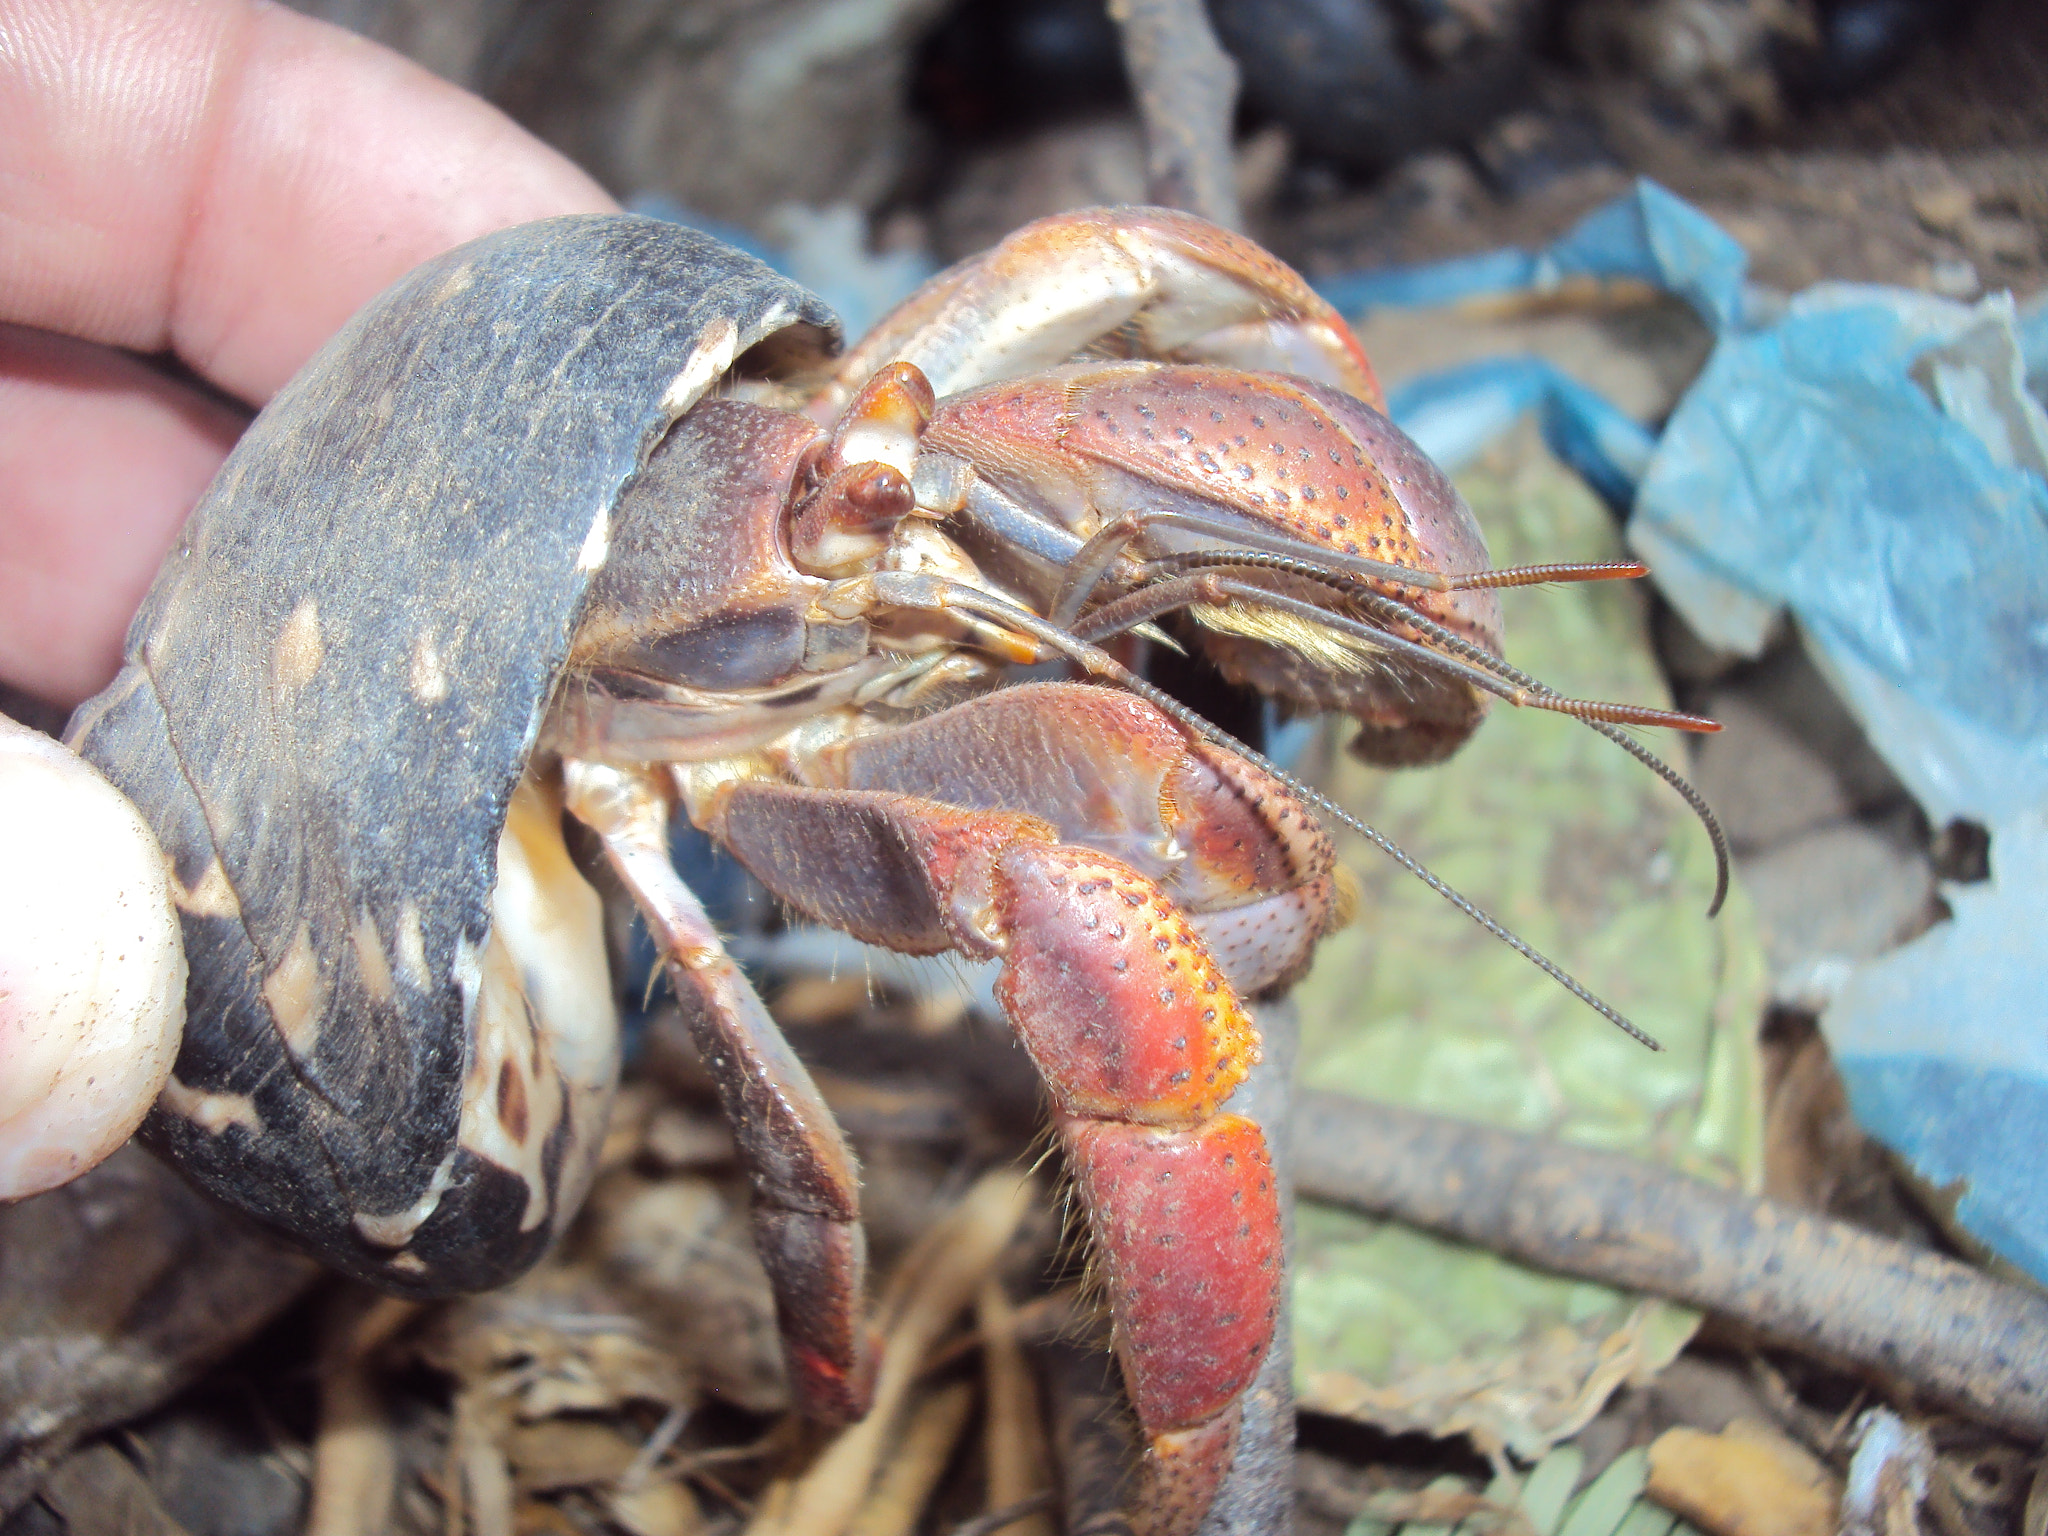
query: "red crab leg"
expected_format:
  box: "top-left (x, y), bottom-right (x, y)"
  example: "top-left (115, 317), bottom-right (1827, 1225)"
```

top-left (813, 205), bottom-right (1382, 419)
top-left (562, 762), bottom-right (877, 1424)
top-left (701, 684), bottom-right (1341, 1534)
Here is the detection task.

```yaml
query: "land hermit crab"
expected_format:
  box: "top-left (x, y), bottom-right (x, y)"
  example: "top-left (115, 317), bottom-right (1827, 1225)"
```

top-left (68, 206), bottom-right (1723, 1534)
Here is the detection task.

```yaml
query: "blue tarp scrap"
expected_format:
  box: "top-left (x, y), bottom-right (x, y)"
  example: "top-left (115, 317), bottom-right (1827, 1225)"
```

top-left (1316, 178), bottom-right (1757, 331)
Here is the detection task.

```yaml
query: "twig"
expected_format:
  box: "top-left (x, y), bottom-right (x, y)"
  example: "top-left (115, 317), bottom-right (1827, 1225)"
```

top-left (978, 1280), bottom-right (1057, 1536)
top-left (1107, 0), bottom-right (1244, 229)
top-left (848, 1381), bottom-right (978, 1536)
top-left (949, 1492), bottom-right (1058, 1536)
top-left (750, 1172), bottom-right (1035, 1536)
top-left (1040, 1335), bottom-right (1139, 1536)
top-left (1295, 1090), bottom-right (2048, 1438)
top-left (1193, 1000), bottom-right (1299, 1535)
top-left (306, 1291), bottom-right (418, 1536)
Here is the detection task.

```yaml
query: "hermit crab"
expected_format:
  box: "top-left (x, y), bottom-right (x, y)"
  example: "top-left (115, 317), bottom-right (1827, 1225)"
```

top-left (68, 207), bottom-right (1723, 1534)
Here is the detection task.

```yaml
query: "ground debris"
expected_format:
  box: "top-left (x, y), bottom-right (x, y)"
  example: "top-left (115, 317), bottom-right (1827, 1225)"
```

top-left (1646, 1420), bottom-right (1839, 1536)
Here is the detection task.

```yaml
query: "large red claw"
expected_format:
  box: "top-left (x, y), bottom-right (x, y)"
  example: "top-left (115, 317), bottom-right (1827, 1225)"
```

top-left (1064, 1114), bottom-right (1284, 1536)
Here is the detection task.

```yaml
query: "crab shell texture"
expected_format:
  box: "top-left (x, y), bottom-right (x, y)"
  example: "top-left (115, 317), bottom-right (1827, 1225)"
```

top-left (68, 216), bottom-right (840, 1295)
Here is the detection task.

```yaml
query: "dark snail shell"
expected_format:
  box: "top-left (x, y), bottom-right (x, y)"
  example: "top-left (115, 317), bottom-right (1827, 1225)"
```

top-left (69, 215), bottom-right (837, 1294)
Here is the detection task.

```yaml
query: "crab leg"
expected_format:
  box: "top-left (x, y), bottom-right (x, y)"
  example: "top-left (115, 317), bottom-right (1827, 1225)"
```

top-left (698, 684), bottom-right (1339, 1535)
top-left (562, 762), bottom-right (877, 1424)
top-left (813, 206), bottom-right (1382, 418)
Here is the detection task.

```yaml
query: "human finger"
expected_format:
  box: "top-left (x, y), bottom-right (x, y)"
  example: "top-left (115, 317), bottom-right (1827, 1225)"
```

top-left (0, 326), bottom-right (248, 705)
top-left (0, 715), bottom-right (185, 1201)
top-left (0, 0), bottom-right (616, 404)
top-left (0, 0), bottom-right (617, 705)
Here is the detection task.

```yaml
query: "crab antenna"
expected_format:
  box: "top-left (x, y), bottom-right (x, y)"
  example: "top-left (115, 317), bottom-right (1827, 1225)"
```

top-left (1112, 547), bottom-right (1733, 917)
top-left (1446, 560), bottom-right (1649, 590)
top-left (1048, 507), bottom-right (1532, 628)
top-left (1074, 571), bottom-right (1716, 736)
top-left (1311, 573), bottom-right (1733, 919)
top-left (874, 571), bottom-right (1667, 1050)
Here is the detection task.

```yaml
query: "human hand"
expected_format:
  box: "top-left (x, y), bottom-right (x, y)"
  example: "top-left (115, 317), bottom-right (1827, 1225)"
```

top-left (0, 0), bottom-right (615, 1198)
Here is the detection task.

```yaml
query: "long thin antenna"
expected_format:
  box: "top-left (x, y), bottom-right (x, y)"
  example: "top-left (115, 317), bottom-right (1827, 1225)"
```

top-left (1093, 547), bottom-right (1732, 917)
top-left (869, 570), bottom-right (1666, 1050)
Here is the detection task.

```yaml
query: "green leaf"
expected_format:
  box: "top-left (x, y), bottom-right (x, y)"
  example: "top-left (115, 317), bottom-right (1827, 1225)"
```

top-left (1292, 429), bottom-right (1767, 1458)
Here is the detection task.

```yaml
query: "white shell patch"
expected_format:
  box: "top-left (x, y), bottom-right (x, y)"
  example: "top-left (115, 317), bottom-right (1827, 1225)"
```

top-left (410, 631), bottom-right (449, 703)
top-left (351, 1148), bottom-right (460, 1248)
top-left (272, 598), bottom-right (323, 694)
top-left (397, 900), bottom-right (431, 991)
top-left (159, 1076), bottom-right (261, 1136)
top-left (261, 921), bottom-right (326, 1059)
top-left (659, 318), bottom-right (740, 420)
top-left (574, 505), bottom-right (611, 573)
top-left (351, 909), bottom-right (395, 1004)
top-left (172, 858), bottom-right (240, 919)
top-left (452, 779), bottom-right (619, 1238)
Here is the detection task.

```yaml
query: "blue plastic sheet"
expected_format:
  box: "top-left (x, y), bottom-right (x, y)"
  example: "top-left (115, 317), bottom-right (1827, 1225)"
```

top-left (1634, 285), bottom-right (2048, 825)
top-left (1389, 358), bottom-right (1655, 511)
top-left (1317, 179), bottom-right (1756, 331)
top-left (1345, 181), bottom-right (2048, 1284)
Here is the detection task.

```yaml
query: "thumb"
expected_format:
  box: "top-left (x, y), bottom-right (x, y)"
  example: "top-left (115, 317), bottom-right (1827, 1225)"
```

top-left (0, 715), bottom-right (184, 1198)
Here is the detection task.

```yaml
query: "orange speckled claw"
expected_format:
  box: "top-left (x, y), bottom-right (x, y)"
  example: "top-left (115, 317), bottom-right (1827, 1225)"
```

top-left (1135, 1417), bottom-right (1243, 1536)
top-left (995, 844), bottom-right (1260, 1125)
top-left (701, 684), bottom-right (1341, 1536)
top-left (1064, 1115), bottom-right (1282, 1536)
top-left (814, 204), bottom-right (1382, 416)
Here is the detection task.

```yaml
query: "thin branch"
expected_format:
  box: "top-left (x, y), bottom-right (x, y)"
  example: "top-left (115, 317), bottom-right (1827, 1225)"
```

top-left (1295, 1090), bottom-right (2048, 1439)
top-left (1108, 0), bottom-right (1244, 229)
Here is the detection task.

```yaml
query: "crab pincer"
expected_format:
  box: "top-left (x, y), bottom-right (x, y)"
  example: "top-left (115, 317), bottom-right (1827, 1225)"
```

top-left (700, 681), bottom-right (1334, 1529)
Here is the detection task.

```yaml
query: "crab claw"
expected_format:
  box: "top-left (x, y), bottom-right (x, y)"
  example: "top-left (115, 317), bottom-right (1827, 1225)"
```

top-left (693, 682), bottom-right (1338, 1535)
top-left (915, 360), bottom-right (1506, 766)
top-left (812, 206), bottom-right (1381, 420)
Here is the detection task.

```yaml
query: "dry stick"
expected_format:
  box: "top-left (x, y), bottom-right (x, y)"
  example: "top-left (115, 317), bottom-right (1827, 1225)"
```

top-left (1107, 0), bottom-right (1244, 229)
top-left (305, 1293), bottom-right (419, 1536)
top-left (950, 1493), bottom-right (1059, 1536)
top-left (753, 1172), bottom-right (1036, 1536)
top-left (978, 1280), bottom-right (1059, 1536)
top-left (847, 1381), bottom-right (979, 1536)
top-left (1294, 1090), bottom-right (2048, 1439)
